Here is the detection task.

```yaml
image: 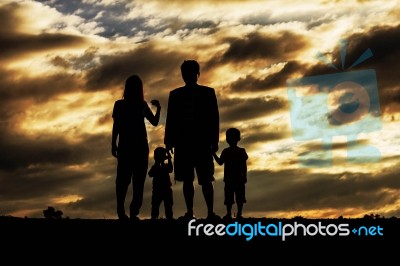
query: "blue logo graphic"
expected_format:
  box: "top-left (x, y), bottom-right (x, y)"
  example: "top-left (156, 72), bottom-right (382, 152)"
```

top-left (287, 40), bottom-right (382, 167)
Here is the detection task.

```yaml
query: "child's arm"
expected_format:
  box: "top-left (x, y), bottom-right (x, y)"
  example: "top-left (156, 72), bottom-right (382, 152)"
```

top-left (212, 152), bottom-right (224, 166)
top-left (242, 149), bottom-right (248, 183)
top-left (148, 165), bottom-right (156, 177)
top-left (166, 150), bottom-right (173, 173)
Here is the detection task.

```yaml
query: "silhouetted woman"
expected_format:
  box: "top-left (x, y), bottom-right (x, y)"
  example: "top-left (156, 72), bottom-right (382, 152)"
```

top-left (111, 75), bottom-right (161, 220)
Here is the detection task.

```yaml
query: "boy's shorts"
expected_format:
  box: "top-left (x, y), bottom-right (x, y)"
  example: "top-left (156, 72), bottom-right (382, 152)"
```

top-left (173, 146), bottom-right (215, 185)
top-left (224, 182), bottom-right (246, 205)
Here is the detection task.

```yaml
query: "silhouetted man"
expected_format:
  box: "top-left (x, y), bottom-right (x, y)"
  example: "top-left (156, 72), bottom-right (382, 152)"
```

top-left (165, 60), bottom-right (219, 219)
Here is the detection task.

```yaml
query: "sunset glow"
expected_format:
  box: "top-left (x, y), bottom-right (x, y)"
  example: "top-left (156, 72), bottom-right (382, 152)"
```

top-left (0, 0), bottom-right (399, 219)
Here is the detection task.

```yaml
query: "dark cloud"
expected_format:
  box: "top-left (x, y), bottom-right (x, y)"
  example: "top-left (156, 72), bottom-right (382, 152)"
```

top-left (0, 130), bottom-right (116, 217)
top-left (50, 47), bottom-right (99, 71)
top-left (0, 165), bottom-right (89, 201)
top-left (216, 122), bottom-right (290, 154)
top-left (84, 44), bottom-right (188, 91)
top-left (245, 166), bottom-right (400, 215)
top-left (0, 3), bottom-right (87, 62)
top-left (206, 31), bottom-right (309, 69)
top-left (0, 33), bottom-right (86, 62)
top-left (0, 132), bottom-right (108, 171)
top-left (219, 96), bottom-right (287, 123)
top-left (305, 24), bottom-right (400, 114)
top-left (345, 24), bottom-right (400, 113)
top-left (229, 61), bottom-right (303, 92)
top-left (0, 2), bottom-right (21, 35)
top-left (302, 139), bottom-right (370, 151)
top-left (240, 124), bottom-right (290, 148)
top-left (0, 67), bottom-right (81, 102)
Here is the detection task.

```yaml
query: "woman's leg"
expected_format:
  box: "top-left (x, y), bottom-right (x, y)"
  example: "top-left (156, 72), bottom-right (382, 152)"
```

top-left (115, 156), bottom-right (132, 219)
top-left (129, 142), bottom-right (149, 218)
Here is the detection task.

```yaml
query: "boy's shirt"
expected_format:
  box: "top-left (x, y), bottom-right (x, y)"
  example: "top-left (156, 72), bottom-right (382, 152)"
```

top-left (220, 146), bottom-right (248, 184)
top-left (148, 163), bottom-right (173, 189)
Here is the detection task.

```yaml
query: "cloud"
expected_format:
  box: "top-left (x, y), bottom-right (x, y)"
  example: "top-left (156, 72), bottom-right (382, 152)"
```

top-left (219, 96), bottom-right (287, 123)
top-left (84, 43), bottom-right (189, 91)
top-left (0, 33), bottom-right (86, 62)
top-left (0, 3), bottom-right (87, 62)
top-left (245, 166), bottom-right (400, 215)
top-left (211, 31), bottom-right (309, 66)
top-left (229, 61), bottom-right (304, 92)
top-left (0, 132), bottom-right (108, 171)
top-left (239, 123), bottom-right (291, 148)
top-left (304, 24), bottom-right (400, 114)
top-left (344, 24), bottom-right (400, 113)
top-left (0, 67), bottom-right (82, 103)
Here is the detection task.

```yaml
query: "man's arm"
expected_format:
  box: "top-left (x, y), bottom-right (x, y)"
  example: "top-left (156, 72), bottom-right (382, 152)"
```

top-left (166, 150), bottom-right (173, 173)
top-left (210, 89), bottom-right (219, 153)
top-left (164, 91), bottom-right (177, 153)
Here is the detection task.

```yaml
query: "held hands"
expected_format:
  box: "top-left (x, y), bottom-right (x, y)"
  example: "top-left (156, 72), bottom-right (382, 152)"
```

top-left (211, 143), bottom-right (219, 153)
top-left (151, 99), bottom-right (161, 108)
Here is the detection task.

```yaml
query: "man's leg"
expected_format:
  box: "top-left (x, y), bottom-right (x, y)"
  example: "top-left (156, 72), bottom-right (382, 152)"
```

top-left (202, 181), bottom-right (214, 217)
top-left (116, 183), bottom-right (129, 219)
top-left (183, 180), bottom-right (194, 217)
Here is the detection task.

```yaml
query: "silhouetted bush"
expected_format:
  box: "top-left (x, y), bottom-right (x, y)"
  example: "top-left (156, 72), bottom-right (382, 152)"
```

top-left (43, 206), bottom-right (63, 219)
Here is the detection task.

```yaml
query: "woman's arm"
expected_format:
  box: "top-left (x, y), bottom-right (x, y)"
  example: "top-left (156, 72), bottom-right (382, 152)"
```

top-left (111, 120), bottom-right (119, 158)
top-left (111, 102), bottom-right (120, 158)
top-left (145, 100), bottom-right (161, 126)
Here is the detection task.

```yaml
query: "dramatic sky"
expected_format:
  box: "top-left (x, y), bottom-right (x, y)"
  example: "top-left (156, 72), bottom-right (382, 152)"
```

top-left (1, 0), bottom-right (399, 219)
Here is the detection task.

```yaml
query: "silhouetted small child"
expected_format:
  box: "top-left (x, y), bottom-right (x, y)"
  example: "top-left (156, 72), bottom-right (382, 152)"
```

top-left (213, 128), bottom-right (248, 220)
top-left (148, 147), bottom-right (173, 220)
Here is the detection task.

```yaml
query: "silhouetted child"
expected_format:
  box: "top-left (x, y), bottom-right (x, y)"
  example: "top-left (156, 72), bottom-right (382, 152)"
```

top-left (148, 147), bottom-right (174, 220)
top-left (213, 128), bottom-right (248, 220)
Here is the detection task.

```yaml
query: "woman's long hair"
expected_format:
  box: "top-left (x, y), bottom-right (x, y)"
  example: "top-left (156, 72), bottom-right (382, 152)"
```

top-left (123, 75), bottom-right (144, 109)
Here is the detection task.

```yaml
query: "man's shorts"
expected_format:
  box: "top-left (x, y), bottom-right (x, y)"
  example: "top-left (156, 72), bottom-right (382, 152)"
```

top-left (173, 146), bottom-right (215, 185)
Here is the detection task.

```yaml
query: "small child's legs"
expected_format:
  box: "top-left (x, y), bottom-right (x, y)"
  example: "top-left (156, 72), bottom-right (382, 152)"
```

top-left (225, 204), bottom-right (232, 218)
top-left (224, 183), bottom-right (234, 219)
top-left (164, 187), bottom-right (174, 219)
top-left (151, 192), bottom-right (162, 219)
top-left (165, 203), bottom-right (173, 219)
top-left (235, 183), bottom-right (246, 218)
top-left (236, 202), bottom-right (243, 218)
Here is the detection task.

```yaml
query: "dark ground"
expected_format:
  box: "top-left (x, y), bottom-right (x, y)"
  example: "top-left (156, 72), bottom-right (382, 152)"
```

top-left (1, 216), bottom-right (398, 261)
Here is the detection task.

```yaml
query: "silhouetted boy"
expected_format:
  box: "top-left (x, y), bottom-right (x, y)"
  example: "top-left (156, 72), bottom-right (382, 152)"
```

top-left (213, 128), bottom-right (248, 220)
top-left (148, 147), bottom-right (173, 220)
